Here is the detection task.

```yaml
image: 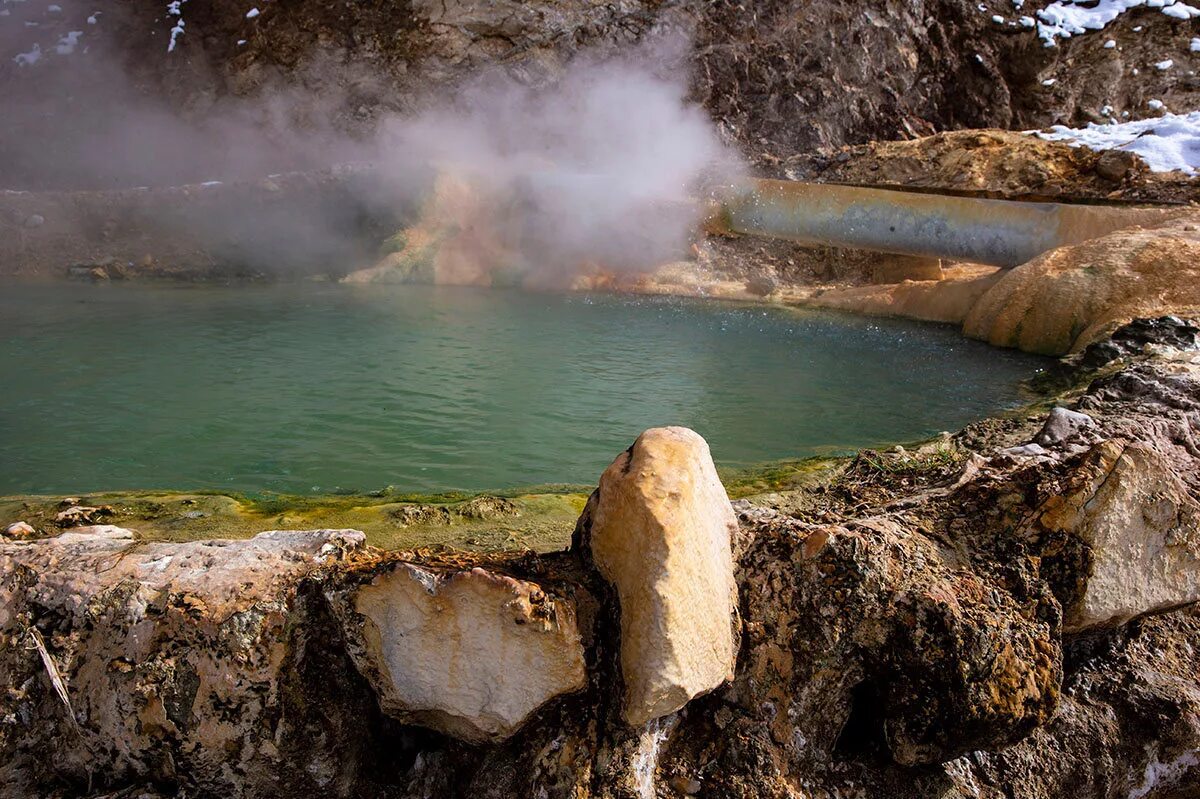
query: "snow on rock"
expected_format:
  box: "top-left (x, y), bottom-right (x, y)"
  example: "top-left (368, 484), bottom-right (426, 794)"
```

top-left (1162, 0), bottom-right (1200, 16)
top-left (54, 30), bottom-right (81, 55)
top-left (13, 43), bottom-right (40, 66)
top-left (1033, 111), bottom-right (1200, 175)
top-left (166, 0), bottom-right (186, 53)
top-left (1034, 1), bottom-right (1200, 47)
top-left (245, 7), bottom-right (260, 18)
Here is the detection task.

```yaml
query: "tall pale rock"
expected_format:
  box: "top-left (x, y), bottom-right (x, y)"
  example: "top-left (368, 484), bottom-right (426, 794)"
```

top-left (586, 426), bottom-right (738, 727)
top-left (332, 563), bottom-right (587, 743)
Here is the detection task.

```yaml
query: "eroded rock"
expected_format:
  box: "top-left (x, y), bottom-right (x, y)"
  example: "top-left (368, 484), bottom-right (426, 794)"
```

top-left (53, 504), bottom-right (114, 527)
top-left (582, 426), bottom-right (738, 727)
top-left (331, 562), bottom-right (587, 743)
top-left (1035, 406), bottom-right (1097, 448)
top-left (0, 527), bottom-right (366, 794)
top-left (963, 215), bottom-right (1200, 355)
top-left (723, 511), bottom-right (1061, 771)
top-left (2, 521), bottom-right (35, 539)
top-left (1036, 439), bottom-right (1200, 631)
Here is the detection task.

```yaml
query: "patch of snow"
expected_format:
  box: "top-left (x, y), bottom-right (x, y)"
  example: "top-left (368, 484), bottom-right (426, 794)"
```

top-left (87, 12), bottom-right (98, 24)
top-left (1155, 58), bottom-right (1174, 69)
top-left (236, 38), bottom-right (246, 45)
top-left (1035, 1), bottom-right (1200, 47)
top-left (1013, 0), bottom-right (1025, 8)
top-left (55, 29), bottom-right (80, 54)
top-left (1043, 78), bottom-right (1057, 85)
top-left (1032, 110), bottom-right (1200, 175)
top-left (46, 3), bottom-right (60, 11)
top-left (166, 0), bottom-right (186, 53)
top-left (13, 42), bottom-right (40, 65)
top-left (1149, 98), bottom-right (1166, 109)
top-left (245, 7), bottom-right (259, 18)
top-left (1020, 15), bottom-right (1036, 26)
top-left (1193, 37), bottom-right (1200, 50)
top-left (1102, 104), bottom-right (1115, 115)
top-left (1162, 1), bottom-right (1200, 17)
top-left (992, 14), bottom-right (1005, 23)
top-left (1105, 38), bottom-right (1117, 47)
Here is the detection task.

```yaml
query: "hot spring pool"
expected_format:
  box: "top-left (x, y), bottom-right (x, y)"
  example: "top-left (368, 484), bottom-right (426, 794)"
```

top-left (0, 283), bottom-right (1046, 496)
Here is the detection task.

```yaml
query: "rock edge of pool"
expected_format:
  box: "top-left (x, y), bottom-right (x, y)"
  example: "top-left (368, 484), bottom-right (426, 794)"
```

top-left (4, 315), bottom-right (1200, 799)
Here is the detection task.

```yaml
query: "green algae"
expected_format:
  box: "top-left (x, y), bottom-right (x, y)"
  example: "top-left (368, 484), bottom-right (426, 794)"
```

top-left (0, 458), bottom-right (844, 552)
top-left (0, 487), bottom-right (590, 553)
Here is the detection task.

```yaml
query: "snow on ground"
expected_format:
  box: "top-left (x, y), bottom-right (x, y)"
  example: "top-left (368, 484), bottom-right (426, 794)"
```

top-left (12, 42), bottom-right (40, 66)
top-left (1033, 111), bottom-right (1200, 175)
top-left (1030, 1), bottom-right (1200, 46)
top-left (54, 29), bottom-right (80, 55)
top-left (166, 0), bottom-right (187, 53)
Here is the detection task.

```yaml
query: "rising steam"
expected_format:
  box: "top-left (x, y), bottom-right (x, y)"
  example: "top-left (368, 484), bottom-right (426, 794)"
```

top-left (1, 4), bottom-right (740, 282)
top-left (370, 49), bottom-right (744, 280)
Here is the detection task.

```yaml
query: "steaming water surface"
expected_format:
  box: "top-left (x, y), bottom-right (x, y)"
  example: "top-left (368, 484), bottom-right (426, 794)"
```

top-left (0, 283), bottom-right (1047, 496)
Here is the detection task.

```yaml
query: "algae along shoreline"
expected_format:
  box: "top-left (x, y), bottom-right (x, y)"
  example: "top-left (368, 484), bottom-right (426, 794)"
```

top-left (0, 453), bottom-right (849, 552)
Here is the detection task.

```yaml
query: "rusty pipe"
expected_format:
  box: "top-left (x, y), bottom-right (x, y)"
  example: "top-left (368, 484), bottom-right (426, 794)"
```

top-left (717, 179), bottom-right (1173, 268)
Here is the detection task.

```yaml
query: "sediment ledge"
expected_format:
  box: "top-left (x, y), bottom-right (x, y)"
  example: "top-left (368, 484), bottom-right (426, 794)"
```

top-left (2, 318), bottom-right (1199, 798)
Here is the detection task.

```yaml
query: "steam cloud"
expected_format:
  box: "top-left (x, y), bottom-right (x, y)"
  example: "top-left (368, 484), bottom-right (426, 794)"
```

top-left (1, 4), bottom-right (741, 280)
top-left (374, 50), bottom-right (744, 277)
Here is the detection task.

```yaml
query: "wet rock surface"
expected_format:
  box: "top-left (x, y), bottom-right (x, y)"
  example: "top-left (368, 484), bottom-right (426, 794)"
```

top-left (1, 322), bottom-right (1199, 797)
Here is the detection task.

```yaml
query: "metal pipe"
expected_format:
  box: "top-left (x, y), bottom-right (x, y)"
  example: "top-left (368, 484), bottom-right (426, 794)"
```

top-left (717, 179), bottom-right (1175, 268)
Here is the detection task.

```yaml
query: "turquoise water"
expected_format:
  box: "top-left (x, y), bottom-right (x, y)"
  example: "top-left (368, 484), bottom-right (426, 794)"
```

top-left (0, 283), bottom-right (1045, 496)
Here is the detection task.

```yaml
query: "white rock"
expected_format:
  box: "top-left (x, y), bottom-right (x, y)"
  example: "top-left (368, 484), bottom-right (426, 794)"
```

top-left (1036, 406), bottom-right (1097, 447)
top-left (335, 563), bottom-right (587, 743)
top-left (2, 521), bottom-right (36, 539)
top-left (586, 426), bottom-right (738, 727)
top-left (1038, 440), bottom-right (1200, 631)
top-left (1000, 442), bottom-right (1052, 459)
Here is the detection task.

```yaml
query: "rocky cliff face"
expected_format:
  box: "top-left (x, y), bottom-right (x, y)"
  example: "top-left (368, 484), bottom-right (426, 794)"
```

top-left (2, 320), bottom-right (1199, 798)
top-left (3, 1), bottom-right (1200, 189)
